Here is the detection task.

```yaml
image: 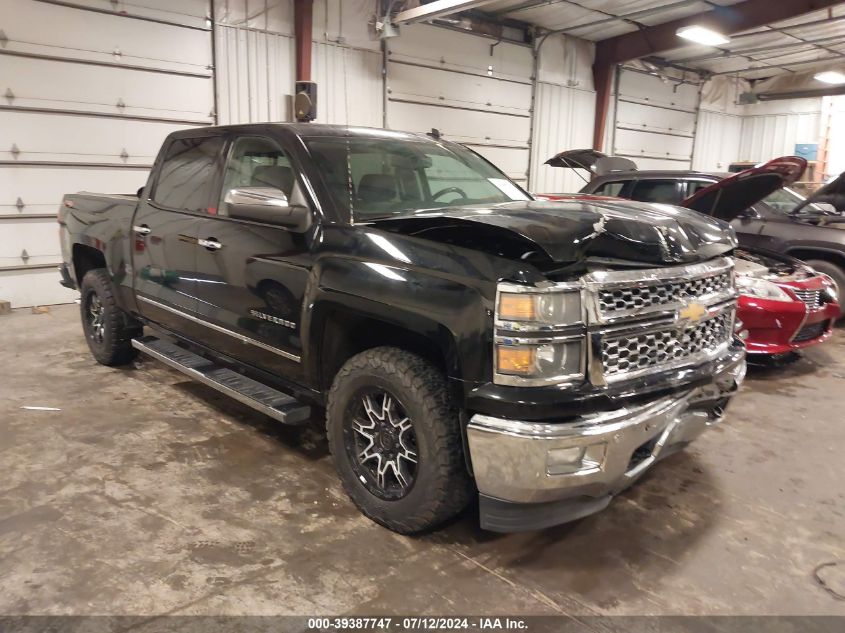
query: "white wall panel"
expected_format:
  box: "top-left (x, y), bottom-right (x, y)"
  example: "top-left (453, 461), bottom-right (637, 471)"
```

top-left (0, 111), bottom-right (195, 165)
top-left (386, 24), bottom-right (532, 182)
top-left (1, 0), bottom-right (212, 307)
top-left (738, 101), bottom-right (822, 162)
top-left (1, 55), bottom-right (213, 123)
top-left (312, 42), bottom-right (383, 127)
top-left (1, 0), bottom-right (212, 74)
top-left (388, 63), bottom-right (531, 117)
top-left (215, 0), bottom-right (293, 33)
top-left (387, 24), bottom-right (533, 83)
top-left (64, 0), bottom-right (210, 28)
top-left (530, 82), bottom-right (595, 195)
top-left (0, 269), bottom-right (78, 308)
top-left (692, 110), bottom-right (742, 172)
top-left (1, 166), bottom-right (150, 216)
top-left (215, 25), bottom-right (295, 124)
top-left (388, 101), bottom-right (530, 148)
top-left (611, 68), bottom-right (701, 169)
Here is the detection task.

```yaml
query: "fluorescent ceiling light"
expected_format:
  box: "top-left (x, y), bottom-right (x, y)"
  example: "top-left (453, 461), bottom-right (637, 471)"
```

top-left (814, 71), bottom-right (845, 85)
top-left (676, 25), bottom-right (730, 46)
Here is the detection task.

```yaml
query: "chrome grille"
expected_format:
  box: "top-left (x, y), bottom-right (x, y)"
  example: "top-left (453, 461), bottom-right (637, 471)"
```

top-left (598, 271), bottom-right (733, 318)
top-left (601, 309), bottom-right (734, 379)
top-left (791, 288), bottom-right (821, 310)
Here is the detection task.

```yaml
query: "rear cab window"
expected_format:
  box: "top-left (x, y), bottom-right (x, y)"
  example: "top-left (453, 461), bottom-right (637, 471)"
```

top-left (153, 136), bottom-right (225, 214)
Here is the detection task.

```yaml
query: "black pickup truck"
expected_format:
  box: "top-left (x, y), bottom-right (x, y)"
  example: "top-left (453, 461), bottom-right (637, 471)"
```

top-left (59, 124), bottom-right (746, 533)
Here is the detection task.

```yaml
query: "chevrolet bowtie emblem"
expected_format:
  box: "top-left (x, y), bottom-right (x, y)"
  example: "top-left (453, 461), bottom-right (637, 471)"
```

top-left (678, 302), bottom-right (707, 324)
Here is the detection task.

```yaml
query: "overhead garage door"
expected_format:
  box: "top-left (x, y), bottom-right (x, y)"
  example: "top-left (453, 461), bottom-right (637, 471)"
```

top-left (0, 0), bottom-right (214, 308)
top-left (611, 66), bottom-right (702, 171)
top-left (386, 24), bottom-right (533, 184)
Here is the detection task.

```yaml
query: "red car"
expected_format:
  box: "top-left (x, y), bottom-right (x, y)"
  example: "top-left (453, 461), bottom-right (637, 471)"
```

top-left (537, 157), bottom-right (841, 357)
top-left (733, 248), bottom-right (839, 356)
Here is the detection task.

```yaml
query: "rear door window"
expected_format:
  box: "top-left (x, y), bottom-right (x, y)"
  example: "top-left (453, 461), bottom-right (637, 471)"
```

top-left (153, 136), bottom-right (225, 213)
top-left (629, 179), bottom-right (684, 204)
top-left (591, 181), bottom-right (627, 197)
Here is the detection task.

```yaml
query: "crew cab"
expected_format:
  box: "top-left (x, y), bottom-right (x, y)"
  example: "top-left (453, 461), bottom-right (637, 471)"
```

top-left (59, 124), bottom-right (746, 533)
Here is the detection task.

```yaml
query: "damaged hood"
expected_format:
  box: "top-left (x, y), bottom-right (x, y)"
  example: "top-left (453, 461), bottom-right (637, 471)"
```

top-left (682, 156), bottom-right (807, 220)
top-left (370, 200), bottom-right (736, 266)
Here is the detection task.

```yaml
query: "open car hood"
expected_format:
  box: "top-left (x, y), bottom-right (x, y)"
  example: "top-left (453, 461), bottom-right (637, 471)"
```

top-left (545, 149), bottom-right (637, 177)
top-left (793, 170), bottom-right (845, 215)
top-left (681, 156), bottom-right (807, 219)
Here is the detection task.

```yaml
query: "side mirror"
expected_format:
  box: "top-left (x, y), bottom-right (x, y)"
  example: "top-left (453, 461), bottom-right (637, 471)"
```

top-left (736, 208), bottom-right (757, 220)
top-left (224, 187), bottom-right (311, 232)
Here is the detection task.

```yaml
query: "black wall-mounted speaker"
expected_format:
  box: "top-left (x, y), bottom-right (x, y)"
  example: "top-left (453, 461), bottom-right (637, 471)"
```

top-left (294, 81), bottom-right (317, 122)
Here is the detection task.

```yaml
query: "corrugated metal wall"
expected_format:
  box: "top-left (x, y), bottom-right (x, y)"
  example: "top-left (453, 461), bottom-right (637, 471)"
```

top-left (529, 34), bottom-right (595, 194)
top-left (738, 99), bottom-right (822, 163)
top-left (214, 0), bottom-right (382, 127)
top-left (1, 0), bottom-right (214, 308)
top-left (692, 111), bottom-right (742, 172)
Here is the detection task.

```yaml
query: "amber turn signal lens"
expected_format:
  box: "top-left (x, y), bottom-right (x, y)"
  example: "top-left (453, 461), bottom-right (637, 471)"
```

top-left (496, 346), bottom-right (535, 375)
top-left (498, 294), bottom-right (536, 321)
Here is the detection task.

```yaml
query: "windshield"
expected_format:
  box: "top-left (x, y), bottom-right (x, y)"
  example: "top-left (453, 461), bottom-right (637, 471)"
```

top-left (759, 187), bottom-right (826, 215)
top-left (304, 136), bottom-right (530, 221)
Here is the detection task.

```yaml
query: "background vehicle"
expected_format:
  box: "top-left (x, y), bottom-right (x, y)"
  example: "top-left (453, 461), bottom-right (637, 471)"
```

top-left (733, 248), bottom-right (839, 356)
top-left (542, 150), bottom-right (845, 305)
top-left (59, 124), bottom-right (746, 534)
top-left (539, 156), bottom-right (842, 356)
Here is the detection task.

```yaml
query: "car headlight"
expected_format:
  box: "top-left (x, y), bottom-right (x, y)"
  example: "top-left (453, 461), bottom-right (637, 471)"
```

top-left (736, 276), bottom-right (792, 302)
top-left (494, 284), bottom-right (584, 386)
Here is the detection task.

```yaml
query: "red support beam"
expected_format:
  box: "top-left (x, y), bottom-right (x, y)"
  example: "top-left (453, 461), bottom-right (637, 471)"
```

top-left (591, 0), bottom-right (841, 150)
top-left (294, 0), bottom-right (313, 82)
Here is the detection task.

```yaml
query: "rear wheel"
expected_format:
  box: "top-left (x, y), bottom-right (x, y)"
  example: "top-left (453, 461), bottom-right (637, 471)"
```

top-left (326, 347), bottom-right (472, 534)
top-left (80, 269), bottom-right (141, 366)
top-left (804, 260), bottom-right (845, 321)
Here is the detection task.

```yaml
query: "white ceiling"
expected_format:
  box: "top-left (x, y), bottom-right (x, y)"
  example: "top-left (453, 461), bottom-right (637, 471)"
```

top-left (473, 0), bottom-right (845, 80)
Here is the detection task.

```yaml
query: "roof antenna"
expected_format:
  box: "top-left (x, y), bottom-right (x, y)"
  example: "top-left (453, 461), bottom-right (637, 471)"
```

top-left (427, 128), bottom-right (442, 140)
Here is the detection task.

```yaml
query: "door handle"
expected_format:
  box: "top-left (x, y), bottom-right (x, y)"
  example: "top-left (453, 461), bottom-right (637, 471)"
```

top-left (198, 238), bottom-right (222, 251)
top-left (133, 224), bottom-right (151, 235)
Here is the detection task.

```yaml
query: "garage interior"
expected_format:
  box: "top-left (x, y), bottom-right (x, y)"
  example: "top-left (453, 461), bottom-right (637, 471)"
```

top-left (2, 0), bottom-right (845, 622)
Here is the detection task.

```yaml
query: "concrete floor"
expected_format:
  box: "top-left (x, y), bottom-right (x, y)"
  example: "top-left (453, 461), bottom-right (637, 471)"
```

top-left (1, 303), bottom-right (844, 617)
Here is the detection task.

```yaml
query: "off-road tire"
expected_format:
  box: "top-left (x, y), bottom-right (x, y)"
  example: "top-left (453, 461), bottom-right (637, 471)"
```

top-left (805, 260), bottom-right (845, 321)
top-left (80, 268), bottom-right (141, 366)
top-left (326, 347), bottom-right (472, 533)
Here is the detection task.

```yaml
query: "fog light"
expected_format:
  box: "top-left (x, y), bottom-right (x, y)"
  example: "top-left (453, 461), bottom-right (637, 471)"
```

top-left (546, 443), bottom-right (605, 475)
top-left (738, 329), bottom-right (749, 340)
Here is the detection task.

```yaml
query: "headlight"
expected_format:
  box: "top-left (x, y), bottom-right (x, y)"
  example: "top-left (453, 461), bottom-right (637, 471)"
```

top-left (496, 288), bottom-right (581, 328)
top-left (736, 276), bottom-right (792, 302)
top-left (494, 283), bottom-right (584, 386)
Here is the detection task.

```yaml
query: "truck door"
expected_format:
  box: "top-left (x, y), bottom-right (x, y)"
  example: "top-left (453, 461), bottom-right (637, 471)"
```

top-left (191, 135), bottom-right (313, 382)
top-left (132, 133), bottom-right (225, 334)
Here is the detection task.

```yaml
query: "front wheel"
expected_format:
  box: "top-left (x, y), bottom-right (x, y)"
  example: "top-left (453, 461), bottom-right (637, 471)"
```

top-left (79, 268), bottom-right (141, 366)
top-left (326, 347), bottom-right (472, 533)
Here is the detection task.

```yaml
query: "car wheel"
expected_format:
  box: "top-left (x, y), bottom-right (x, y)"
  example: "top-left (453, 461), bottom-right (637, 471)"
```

top-left (804, 260), bottom-right (845, 321)
top-left (79, 269), bottom-right (141, 366)
top-left (326, 347), bottom-right (472, 534)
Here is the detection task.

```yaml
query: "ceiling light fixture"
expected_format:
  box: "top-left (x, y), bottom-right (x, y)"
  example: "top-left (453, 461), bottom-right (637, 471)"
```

top-left (814, 71), bottom-right (845, 85)
top-left (676, 25), bottom-right (730, 46)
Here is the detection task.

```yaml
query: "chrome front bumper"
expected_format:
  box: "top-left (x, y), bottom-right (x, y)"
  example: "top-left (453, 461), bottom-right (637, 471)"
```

top-left (467, 355), bottom-right (746, 517)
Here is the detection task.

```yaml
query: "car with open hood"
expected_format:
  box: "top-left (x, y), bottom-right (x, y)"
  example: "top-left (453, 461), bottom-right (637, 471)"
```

top-left (540, 153), bottom-right (841, 355)
top-left (542, 149), bottom-right (845, 300)
top-left (58, 124), bottom-right (746, 534)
